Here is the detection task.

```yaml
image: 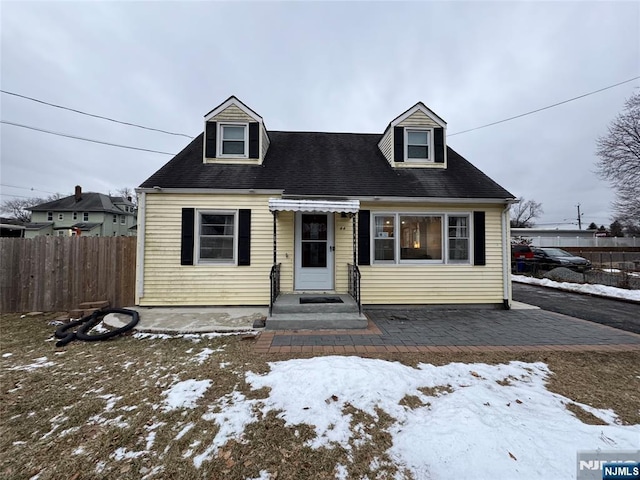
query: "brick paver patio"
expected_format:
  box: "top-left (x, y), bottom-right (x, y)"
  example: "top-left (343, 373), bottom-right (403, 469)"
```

top-left (254, 309), bottom-right (640, 354)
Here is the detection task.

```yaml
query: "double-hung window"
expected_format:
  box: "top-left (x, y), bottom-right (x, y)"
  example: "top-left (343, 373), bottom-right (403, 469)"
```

top-left (83, 212), bottom-right (89, 221)
top-left (198, 211), bottom-right (236, 263)
top-left (448, 216), bottom-right (470, 261)
top-left (47, 212), bottom-right (53, 221)
top-left (120, 215), bottom-right (126, 225)
top-left (220, 124), bottom-right (247, 156)
top-left (405, 129), bottom-right (431, 161)
top-left (373, 215), bottom-right (395, 262)
top-left (113, 214), bottom-right (117, 223)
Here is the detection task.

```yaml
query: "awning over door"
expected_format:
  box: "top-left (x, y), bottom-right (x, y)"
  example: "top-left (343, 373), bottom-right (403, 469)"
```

top-left (268, 198), bottom-right (360, 213)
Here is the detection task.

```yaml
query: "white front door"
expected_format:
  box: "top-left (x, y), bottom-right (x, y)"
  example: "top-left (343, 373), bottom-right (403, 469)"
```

top-left (294, 212), bottom-right (334, 290)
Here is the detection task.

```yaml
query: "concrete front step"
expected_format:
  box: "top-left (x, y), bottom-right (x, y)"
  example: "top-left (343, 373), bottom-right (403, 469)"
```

top-left (271, 293), bottom-right (358, 315)
top-left (266, 312), bottom-right (368, 330)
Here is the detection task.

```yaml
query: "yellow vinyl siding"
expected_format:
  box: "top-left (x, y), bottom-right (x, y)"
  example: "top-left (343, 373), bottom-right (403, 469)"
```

top-left (334, 213), bottom-right (355, 293)
top-left (141, 193), bottom-right (275, 306)
top-left (378, 128), bottom-right (393, 165)
top-left (397, 110), bottom-right (440, 128)
top-left (141, 196), bottom-right (507, 306)
top-left (275, 211), bottom-right (294, 292)
top-left (359, 203), bottom-right (505, 305)
top-left (212, 104), bottom-right (254, 122)
top-left (261, 126), bottom-right (270, 161)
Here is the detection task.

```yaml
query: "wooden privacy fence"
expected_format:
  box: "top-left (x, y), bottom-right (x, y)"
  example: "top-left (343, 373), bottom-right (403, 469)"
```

top-left (0, 236), bottom-right (136, 313)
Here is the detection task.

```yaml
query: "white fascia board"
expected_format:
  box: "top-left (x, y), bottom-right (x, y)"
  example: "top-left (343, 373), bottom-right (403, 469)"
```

top-left (204, 97), bottom-right (263, 123)
top-left (136, 188), bottom-right (284, 195)
top-left (291, 194), bottom-right (514, 205)
top-left (390, 102), bottom-right (447, 128)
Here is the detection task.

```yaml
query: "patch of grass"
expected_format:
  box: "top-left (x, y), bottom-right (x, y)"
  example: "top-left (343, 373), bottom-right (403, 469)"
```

top-left (565, 403), bottom-right (608, 425)
top-left (418, 384), bottom-right (454, 397)
top-left (399, 394), bottom-right (425, 409)
top-left (2, 313), bottom-right (639, 480)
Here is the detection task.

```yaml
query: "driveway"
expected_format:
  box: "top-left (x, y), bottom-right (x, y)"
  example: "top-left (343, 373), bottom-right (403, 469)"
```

top-left (512, 282), bottom-right (640, 334)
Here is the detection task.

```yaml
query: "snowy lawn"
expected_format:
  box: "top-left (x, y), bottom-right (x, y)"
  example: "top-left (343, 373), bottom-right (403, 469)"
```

top-left (1, 313), bottom-right (639, 480)
top-left (513, 274), bottom-right (640, 302)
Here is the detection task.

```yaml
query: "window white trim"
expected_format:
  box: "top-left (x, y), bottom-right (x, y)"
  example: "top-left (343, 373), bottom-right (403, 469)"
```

top-left (83, 212), bottom-right (89, 221)
top-left (447, 214), bottom-right (471, 263)
top-left (371, 212), bottom-right (472, 265)
top-left (404, 128), bottom-right (434, 162)
top-left (195, 209), bottom-right (238, 265)
top-left (47, 212), bottom-right (53, 221)
top-left (218, 122), bottom-right (248, 158)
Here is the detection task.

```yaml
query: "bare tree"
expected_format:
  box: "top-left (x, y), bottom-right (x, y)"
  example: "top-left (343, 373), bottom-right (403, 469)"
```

top-left (0, 194), bottom-right (62, 223)
top-left (596, 92), bottom-right (640, 226)
top-left (510, 198), bottom-right (543, 228)
top-left (115, 187), bottom-right (137, 207)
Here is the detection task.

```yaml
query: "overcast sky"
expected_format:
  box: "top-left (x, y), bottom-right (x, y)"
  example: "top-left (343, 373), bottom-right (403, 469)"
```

top-left (1, 1), bottom-right (638, 228)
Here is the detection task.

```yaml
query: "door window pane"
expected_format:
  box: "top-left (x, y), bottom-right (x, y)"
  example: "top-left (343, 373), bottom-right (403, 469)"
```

top-left (302, 242), bottom-right (327, 267)
top-left (302, 215), bottom-right (327, 240)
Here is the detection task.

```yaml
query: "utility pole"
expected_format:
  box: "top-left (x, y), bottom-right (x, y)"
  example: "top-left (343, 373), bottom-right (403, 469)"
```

top-left (576, 203), bottom-right (582, 230)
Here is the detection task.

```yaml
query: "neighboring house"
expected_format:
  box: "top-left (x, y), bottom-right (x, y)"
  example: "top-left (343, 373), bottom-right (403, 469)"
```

top-left (0, 217), bottom-right (25, 237)
top-left (136, 96), bottom-right (515, 310)
top-left (25, 186), bottom-right (136, 238)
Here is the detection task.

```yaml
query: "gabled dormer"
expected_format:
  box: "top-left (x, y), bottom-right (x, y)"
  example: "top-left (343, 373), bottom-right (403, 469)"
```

top-left (378, 102), bottom-right (447, 168)
top-left (203, 96), bottom-right (270, 165)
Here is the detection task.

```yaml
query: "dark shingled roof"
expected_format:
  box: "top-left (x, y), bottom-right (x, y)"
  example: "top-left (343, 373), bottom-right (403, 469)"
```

top-left (28, 192), bottom-right (134, 214)
top-left (140, 131), bottom-right (514, 199)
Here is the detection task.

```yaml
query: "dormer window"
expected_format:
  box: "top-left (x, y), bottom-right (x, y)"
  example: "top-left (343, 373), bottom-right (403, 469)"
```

top-left (405, 129), bottom-right (432, 162)
top-left (220, 124), bottom-right (248, 157)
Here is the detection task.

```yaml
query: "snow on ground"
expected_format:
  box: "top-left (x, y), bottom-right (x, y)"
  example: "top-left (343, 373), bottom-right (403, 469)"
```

top-left (8, 356), bottom-right (56, 372)
top-left (162, 379), bottom-right (212, 412)
top-left (602, 268), bottom-right (640, 277)
top-left (133, 332), bottom-right (246, 341)
top-left (513, 274), bottom-right (640, 302)
top-left (242, 356), bottom-right (639, 480)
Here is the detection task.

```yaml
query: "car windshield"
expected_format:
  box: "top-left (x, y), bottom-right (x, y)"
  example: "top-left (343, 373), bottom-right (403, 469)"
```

top-left (541, 248), bottom-right (572, 257)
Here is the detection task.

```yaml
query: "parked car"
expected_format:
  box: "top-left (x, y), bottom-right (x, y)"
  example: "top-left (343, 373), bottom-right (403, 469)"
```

top-left (531, 247), bottom-right (592, 272)
top-left (511, 244), bottom-right (535, 273)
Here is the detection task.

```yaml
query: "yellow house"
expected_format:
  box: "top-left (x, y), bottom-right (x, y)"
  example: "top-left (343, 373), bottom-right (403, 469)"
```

top-left (136, 96), bottom-right (516, 326)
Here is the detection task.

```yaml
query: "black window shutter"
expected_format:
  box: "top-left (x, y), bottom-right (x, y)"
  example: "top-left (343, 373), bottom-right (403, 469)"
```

top-left (434, 127), bottom-right (445, 163)
top-left (181, 208), bottom-right (195, 265)
top-left (238, 209), bottom-right (251, 266)
top-left (205, 122), bottom-right (217, 158)
top-left (393, 127), bottom-right (404, 162)
top-left (248, 123), bottom-right (259, 159)
top-left (358, 210), bottom-right (370, 266)
top-left (473, 211), bottom-right (486, 266)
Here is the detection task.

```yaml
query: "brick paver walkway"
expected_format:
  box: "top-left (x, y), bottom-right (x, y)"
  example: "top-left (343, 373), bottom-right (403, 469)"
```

top-left (254, 309), bottom-right (640, 354)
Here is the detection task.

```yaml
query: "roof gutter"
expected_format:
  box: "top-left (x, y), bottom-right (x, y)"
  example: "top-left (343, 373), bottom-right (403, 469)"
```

top-left (284, 194), bottom-right (517, 205)
top-left (135, 188), bottom-right (284, 195)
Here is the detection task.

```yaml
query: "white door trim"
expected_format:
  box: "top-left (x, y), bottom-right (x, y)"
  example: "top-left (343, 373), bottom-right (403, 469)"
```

top-left (294, 212), bottom-right (334, 290)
